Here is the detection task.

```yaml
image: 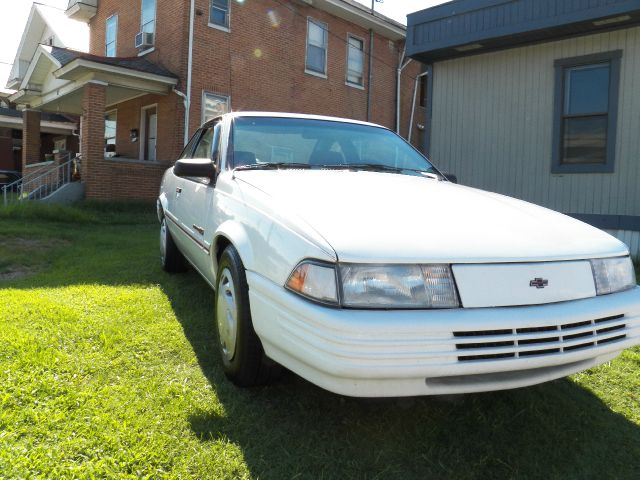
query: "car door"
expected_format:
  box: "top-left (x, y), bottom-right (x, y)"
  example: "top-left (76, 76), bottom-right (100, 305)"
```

top-left (172, 123), bottom-right (219, 277)
top-left (164, 128), bottom-right (202, 256)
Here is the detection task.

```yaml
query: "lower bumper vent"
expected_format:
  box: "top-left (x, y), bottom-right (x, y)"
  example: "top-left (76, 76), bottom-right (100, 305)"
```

top-left (453, 314), bottom-right (626, 362)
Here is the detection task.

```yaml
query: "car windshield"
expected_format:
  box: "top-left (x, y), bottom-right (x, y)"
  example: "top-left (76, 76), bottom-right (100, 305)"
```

top-left (230, 117), bottom-right (438, 176)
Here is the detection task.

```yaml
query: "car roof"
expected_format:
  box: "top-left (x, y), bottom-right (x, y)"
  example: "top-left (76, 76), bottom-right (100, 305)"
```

top-left (203, 112), bottom-right (385, 130)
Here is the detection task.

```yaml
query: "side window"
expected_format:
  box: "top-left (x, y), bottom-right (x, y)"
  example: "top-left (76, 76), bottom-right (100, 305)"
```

top-left (552, 50), bottom-right (622, 174)
top-left (306, 18), bottom-right (328, 76)
top-left (179, 130), bottom-right (202, 160)
top-left (193, 127), bottom-right (215, 159)
top-left (105, 15), bottom-right (118, 57)
top-left (211, 123), bottom-right (222, 166)
top-left (209, 0), bottom-right (229, 30)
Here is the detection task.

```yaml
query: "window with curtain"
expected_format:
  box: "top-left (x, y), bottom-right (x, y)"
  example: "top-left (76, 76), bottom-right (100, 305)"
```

top-left (306, 19), bottom-right (328, 76)
top-left (209, 0), bottom-right (229, 29)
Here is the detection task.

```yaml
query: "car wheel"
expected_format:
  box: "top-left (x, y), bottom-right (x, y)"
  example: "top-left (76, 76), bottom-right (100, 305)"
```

top-left (160, 217), bottom-right (186, 273)
top-left (216, 245), bottom-right (281, 386)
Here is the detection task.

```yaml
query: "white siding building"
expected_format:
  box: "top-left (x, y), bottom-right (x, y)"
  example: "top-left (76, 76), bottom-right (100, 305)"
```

top-left (407, 0), bottom-right (640, 258)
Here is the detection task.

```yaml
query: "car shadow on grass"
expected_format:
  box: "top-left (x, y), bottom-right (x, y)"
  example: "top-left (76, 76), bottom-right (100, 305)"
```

top-left (158, 271), bottom-right (640, 480)
top-left (2, 222), bottom-right (638, 480)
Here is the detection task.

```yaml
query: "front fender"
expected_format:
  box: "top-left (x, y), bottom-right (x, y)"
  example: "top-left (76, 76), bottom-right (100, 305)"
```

top-left (157, 192), bottom-right (168, 223)
top-left (212, 220), bottom-right (255, 274)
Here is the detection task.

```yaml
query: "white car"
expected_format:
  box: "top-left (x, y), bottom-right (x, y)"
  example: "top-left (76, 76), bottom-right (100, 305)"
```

top-left (158, 112), bottom-right (639, 397)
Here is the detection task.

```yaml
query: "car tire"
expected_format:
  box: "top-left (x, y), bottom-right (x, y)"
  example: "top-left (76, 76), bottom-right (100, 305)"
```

top-left (160, 216), bottom-right (186, 273)
top-left (216, 245), bottom-right (282, 387)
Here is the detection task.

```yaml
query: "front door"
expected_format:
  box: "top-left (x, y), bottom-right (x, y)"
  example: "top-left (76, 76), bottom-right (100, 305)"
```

top-left (141, 106), bottom-right (157, 161)
top-left (171, 123), bottom-right (221, 280)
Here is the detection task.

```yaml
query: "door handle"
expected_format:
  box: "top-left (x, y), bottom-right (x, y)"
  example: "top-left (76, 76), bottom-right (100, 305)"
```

top-left (192, 224), bottom-right (205, 235)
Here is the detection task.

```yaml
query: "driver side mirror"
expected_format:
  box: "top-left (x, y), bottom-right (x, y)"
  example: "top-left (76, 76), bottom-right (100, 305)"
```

top-left (174, 159), bottom-right (218, 180)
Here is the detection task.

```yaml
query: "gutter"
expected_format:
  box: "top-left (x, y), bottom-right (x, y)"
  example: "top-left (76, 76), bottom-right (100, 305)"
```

top-left (366, 29), bottom-right (373, 121)
top-left (395, 46), bottom-right (412, 135)
top-left (184, 0), bottom-right (196, 145)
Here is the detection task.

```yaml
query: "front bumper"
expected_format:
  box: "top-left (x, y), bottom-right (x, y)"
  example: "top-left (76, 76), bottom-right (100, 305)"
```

top-left (247, 272), bottom-right (640, 397)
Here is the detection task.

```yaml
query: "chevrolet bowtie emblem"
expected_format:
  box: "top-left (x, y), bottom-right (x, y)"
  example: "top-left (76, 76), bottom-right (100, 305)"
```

top-left (530, 278), bottom-right (549, 289)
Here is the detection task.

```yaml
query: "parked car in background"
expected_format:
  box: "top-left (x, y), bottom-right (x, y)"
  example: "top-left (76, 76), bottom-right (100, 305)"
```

top-left (157, 112), bottom-right (640, 397)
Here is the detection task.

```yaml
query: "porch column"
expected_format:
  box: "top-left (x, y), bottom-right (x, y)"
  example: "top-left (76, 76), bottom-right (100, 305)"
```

top-left (81, 81), bottom-right (106, 198)
top-left (22, 109), bottom-right (41, 170)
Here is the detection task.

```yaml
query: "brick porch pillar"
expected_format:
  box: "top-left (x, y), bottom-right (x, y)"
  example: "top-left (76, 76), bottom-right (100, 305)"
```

top-left (22, 109), bottom-right (41, 170)
top-left (81, 81), bottom-right (106, 198)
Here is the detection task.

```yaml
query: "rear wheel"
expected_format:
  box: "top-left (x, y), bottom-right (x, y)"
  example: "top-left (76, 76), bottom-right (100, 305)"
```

top-left (160, 217), bottom-right (186, 273)
top-left (216, 245), bottom-right (281, 386)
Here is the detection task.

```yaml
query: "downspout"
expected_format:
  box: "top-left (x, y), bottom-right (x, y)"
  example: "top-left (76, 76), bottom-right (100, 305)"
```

top-left (408, 70), bottom-right (429, 144)
top-left (366, 28), bottom-right (374, 121)
top-left (395, 46), bottom-right (412, 134)
top-left (184, 0), bottom-right (196, 145)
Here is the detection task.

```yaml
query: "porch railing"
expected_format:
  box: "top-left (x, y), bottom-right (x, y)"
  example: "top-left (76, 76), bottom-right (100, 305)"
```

top-left (2, 153), bottom-right (77, 206)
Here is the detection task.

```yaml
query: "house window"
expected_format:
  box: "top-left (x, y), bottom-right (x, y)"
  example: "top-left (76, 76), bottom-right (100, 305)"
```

top-left (552, 51), bottom-right (622, 173)
top-left (105, 15), bottom-right (118, 57)
top-left (202, 92), bottom-right (229, 123)
top-left (141, 0), bottom-right (156, 35)
top-left (105, 110), bottom-right (117, 157)
top-left (209, 0), bottom-right (229, 29)
top-left (346, 35), bottom-right (364, 87)
top-left (306, 18), bottom-right (328, 76)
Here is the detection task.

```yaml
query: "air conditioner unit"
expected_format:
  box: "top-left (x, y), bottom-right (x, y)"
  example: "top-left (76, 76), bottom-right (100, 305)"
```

top-left (135, 32), bottom-right (154, 49)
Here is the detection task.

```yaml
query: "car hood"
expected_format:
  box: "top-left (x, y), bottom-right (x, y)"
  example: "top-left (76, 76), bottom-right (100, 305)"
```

top-left (234, 170), bottom-right (628, 263)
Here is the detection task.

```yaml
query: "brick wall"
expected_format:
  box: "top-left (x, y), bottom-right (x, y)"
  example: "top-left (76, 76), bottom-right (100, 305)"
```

top-left (81, 82), bottom-right (108, 198)
top-left (187, 0), bottom-right (423, 141)
top-left (86, 0), bottom-right (425, 200)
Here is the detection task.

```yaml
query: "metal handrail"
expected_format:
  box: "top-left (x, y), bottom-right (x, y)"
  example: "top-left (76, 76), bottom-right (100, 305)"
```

top-left (2, 153), bottom-right (76, 206)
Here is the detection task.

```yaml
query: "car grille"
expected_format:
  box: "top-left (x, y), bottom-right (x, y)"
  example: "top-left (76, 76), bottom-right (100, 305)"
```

top-left (453, 314), bottom-right (626, 362)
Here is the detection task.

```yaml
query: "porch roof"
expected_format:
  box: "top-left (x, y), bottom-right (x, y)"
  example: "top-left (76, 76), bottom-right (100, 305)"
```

top-left (9, 46), bottom-right (178, 115)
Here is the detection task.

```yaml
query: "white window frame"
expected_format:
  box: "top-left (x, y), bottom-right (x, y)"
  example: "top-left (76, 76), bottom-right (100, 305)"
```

top-left (139, 0), bottom-right (156, 56)
top-left (305, 17), bottom-right (328, 78)
top-left (201, 91), bottom-right (230, 124)
top-left (208, 0), bottom-right (230, 32)
top-left (139, 103), bottom-right (158, 162)
top-left (345, 33), bottom-right (365, 89)
top-left (105, 15), bottom-right (118, 57)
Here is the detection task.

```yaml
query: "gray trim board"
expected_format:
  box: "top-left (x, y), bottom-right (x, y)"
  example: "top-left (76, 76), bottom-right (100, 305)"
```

top-left (551, 50), bottom-right (622, 174)
top-left (567, 214), bottom-right (640, 232)
top-left (407, 0), bottom-right (640, 62)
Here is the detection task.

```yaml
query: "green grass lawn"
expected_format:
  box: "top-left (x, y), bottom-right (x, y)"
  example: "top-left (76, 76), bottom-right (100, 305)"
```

top-left (1, 203), bottom-right (639, 479)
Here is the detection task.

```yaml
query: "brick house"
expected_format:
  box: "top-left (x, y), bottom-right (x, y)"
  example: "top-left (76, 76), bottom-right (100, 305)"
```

top-left (8, 0), bottom-right (423, 200)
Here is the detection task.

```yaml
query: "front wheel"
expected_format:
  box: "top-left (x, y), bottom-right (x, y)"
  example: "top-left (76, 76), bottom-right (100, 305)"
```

top-left (215, 245), bottom-right (281, 386)
top-left (160, 216), bottom-right (186, 273)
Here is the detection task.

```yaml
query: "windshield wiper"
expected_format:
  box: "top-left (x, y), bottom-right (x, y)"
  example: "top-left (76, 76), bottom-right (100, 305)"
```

top-left (322, 163), bottom-right (439, 178)
top-left (234, 162), bottom-right (314, 171)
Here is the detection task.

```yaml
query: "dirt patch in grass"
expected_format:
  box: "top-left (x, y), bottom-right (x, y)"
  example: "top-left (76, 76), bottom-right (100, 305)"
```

top-left (0, 236), bottom-right (70, 281)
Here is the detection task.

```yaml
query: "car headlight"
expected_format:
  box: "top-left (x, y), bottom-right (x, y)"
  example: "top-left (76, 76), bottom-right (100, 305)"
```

top-left (591, 256), bottom-right (636, 295)
top-left (286, 261), bottom-right (460, 309)
top-left (340, 264), bottom-right (459, 309)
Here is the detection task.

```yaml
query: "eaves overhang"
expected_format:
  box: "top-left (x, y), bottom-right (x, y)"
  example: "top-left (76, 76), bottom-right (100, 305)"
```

top-left (54, 58), bottom-right (178, 87)
top-left (407, 0), bottom-right (640, 63)
top-left (313, 0), bottom-right (406, 41)
top-left (9, 47), bottom-right (178, 114)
